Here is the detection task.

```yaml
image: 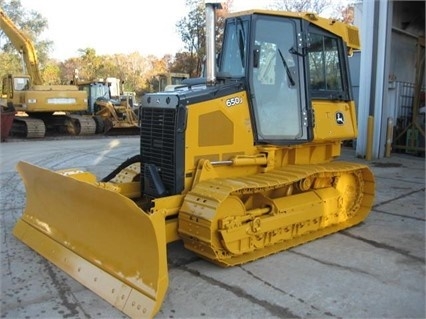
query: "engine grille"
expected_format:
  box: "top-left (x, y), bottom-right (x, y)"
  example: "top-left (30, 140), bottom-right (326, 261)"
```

top-left (140, 106), bottom-right (179, 194)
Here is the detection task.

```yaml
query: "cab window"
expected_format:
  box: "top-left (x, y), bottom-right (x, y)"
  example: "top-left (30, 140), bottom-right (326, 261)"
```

top-left (14, 77), bottom-right (30, 91)
top-left (307, 27), bottom-right (349, 100)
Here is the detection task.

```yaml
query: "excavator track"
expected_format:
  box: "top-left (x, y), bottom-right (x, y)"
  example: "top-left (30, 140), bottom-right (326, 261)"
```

top-left (11, 116), bottom-right (46, 138)
top-left (178, 161), bottom-right (375, 267)
top-left (66, 115), bottom-right (97, 135)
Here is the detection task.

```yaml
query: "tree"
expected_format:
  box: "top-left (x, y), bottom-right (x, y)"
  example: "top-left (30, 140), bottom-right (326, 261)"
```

top-left (0, 0), bottom-right (53, 78)
top-left (175, 0), bottom-right (205, 76)
top-left (110, 52), bottom-right (160, 95)
top-left (60, 49), bottom-right (170, 96)
top-left (41, 61), bottom-right (61, 85)
top-left (169, 52), bottom-right (198, 76)
top-left (0, 51), bottom-right (21, 77)
top-left (272, 0), bottom-right (334, 14)
top-left (59, 57), bottom-right (81, 84)
top-left (174, 0), bottom-right (230, 77)
top-left (271, 0), bottom-right (358, 21)
top-left (77, 48), bottom-right (104, 80)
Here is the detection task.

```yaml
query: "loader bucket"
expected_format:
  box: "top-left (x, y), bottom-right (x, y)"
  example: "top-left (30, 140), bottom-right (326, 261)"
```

top-left (13, 161), bottom-right (168, 318)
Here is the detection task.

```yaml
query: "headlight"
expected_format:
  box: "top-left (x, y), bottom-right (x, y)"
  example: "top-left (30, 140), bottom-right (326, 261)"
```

top-left (27, 99), bottom-right (37, 103)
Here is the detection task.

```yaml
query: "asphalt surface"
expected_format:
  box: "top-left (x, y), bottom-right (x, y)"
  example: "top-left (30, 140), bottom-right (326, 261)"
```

top-left (1, 136), bottom-right (425, 319)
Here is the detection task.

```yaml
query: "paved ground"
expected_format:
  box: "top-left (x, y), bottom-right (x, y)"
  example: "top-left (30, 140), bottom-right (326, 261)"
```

top-left (1, 136), bottom-right (425, 319)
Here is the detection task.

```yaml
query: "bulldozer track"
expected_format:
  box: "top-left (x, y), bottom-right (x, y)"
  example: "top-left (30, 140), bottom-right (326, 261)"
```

top-left (179, 161), bottom-right (375, 267)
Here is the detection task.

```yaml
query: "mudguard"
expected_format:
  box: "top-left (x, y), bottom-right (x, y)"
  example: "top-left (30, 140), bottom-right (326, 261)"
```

top-left (13, 161), bottom-right (168, 318)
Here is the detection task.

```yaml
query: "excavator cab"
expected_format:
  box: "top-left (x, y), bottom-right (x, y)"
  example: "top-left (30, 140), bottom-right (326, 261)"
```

top-left (12, 75), bottom-right (30, 91)
top-left (13, 3), bottom-right (373, 318)
top-left (1, 74), bottom-right (31, 102)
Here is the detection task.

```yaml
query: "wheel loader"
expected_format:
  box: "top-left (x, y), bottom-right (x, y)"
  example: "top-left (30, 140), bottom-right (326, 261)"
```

top-left (76, 77), bottom-right (139, 134)
top-left (13, 2), bottom-right (375, 318)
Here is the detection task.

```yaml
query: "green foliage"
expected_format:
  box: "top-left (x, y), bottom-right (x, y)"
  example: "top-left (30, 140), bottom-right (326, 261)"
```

top-left (0, 0), bottom-right (48, 37)
top-left (169, 52), bottom-right (198, 77)
top-left (175, 1), bottom-right (205, 76)
top-left (0, 0), bottom-right (52, 69)
top-left (0, 0), bottom-right (55, 87)
top-left (41, 62), bottom-right (61, 85)
top-left (174, 0), bottom-right (229, 77)
top-left (0, 51), bottom-right (21, 74)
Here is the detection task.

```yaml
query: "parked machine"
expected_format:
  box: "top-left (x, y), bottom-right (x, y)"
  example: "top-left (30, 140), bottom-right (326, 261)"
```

top-left (0, 8), bottom-right (96, 138)
top-left (13, 2), bottom-right (375, 318)
top-left (157, 72), bottom-right (190, 91)
top-left (76, 77), bottom-right (139, 134)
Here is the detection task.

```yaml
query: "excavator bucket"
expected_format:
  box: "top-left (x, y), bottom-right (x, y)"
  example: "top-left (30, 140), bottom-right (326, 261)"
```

top-left (13, 161), bottom-right (168, 318)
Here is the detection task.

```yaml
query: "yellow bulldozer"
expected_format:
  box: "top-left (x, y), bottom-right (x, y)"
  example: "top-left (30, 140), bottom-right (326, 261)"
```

top-left (13, 2), bottom-right (375, 318)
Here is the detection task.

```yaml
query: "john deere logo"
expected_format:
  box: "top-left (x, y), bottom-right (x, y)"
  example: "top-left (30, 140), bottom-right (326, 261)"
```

top-left (335, 112), bottom-right (345, 125)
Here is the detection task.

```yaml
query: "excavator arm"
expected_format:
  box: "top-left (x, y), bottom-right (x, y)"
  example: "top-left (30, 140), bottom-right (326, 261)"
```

top-left (0, 8), bottom-right (43, 85)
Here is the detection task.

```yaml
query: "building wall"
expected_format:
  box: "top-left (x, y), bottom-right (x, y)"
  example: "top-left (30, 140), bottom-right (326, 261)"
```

top-left (390, 31), bottom-right (420, 84)
top-left (390, 1), bottom-right (425, 85)
top-left (353, 0), bottom-right (424, 158)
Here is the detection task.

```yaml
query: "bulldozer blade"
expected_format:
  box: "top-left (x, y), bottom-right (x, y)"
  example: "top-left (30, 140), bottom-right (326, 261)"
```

top-left (13, 161), bottom-right (168, 318)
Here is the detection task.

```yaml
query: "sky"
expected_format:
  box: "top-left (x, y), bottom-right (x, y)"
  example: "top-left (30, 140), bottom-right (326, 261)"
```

top-left (19, 0), bottom-right (274, 61)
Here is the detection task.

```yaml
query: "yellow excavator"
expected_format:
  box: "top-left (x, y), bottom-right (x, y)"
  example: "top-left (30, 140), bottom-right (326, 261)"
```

top-left (0, 8), bottom-right (95, 137)
top-left (13, 2), bottom-right (375, 318)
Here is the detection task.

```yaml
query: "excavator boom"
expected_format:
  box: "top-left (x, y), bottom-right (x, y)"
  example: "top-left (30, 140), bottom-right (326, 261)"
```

top-left (0, 8), bottom-right (43, 84)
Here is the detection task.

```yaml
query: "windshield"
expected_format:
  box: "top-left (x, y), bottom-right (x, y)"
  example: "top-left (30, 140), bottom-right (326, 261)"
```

top-left (250, 16), bottom-right (305, 141)
top-left (13, 77), bottom-right (30, 91)
top-left (92, 83), bottom-right (110, 100)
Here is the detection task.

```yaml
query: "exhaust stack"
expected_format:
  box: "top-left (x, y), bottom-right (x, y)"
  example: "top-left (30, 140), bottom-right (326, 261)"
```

top-left (205, 1), bottom-right (222, 86)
